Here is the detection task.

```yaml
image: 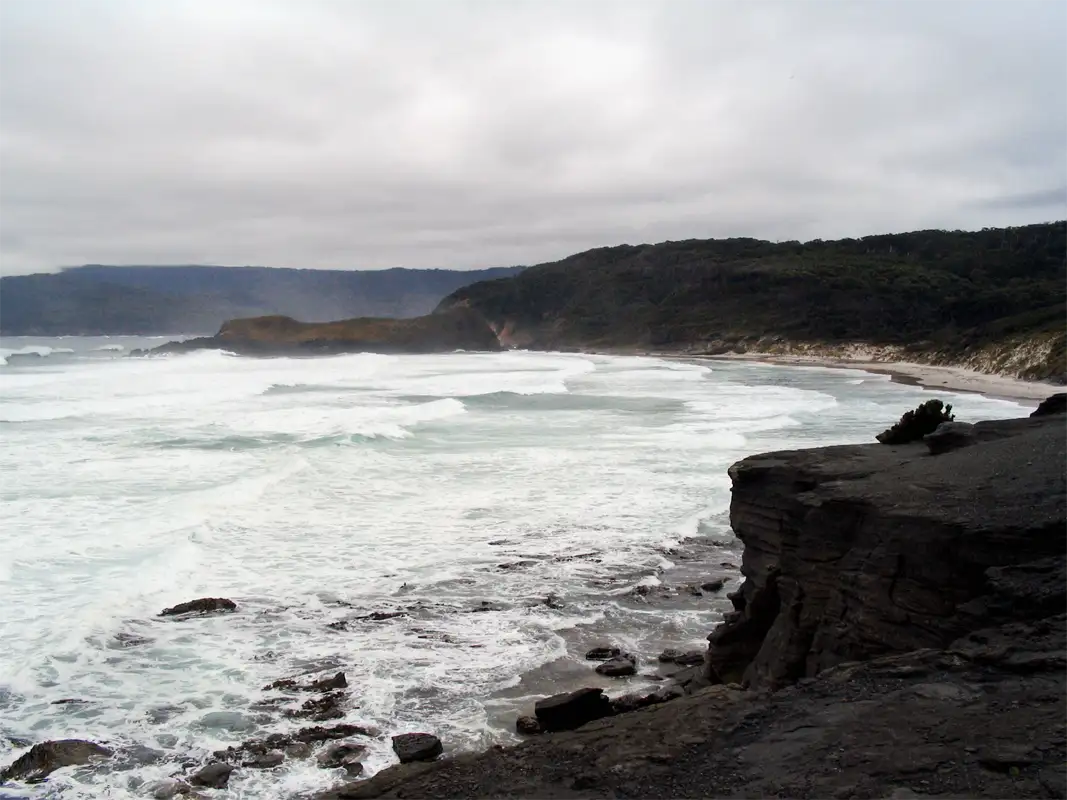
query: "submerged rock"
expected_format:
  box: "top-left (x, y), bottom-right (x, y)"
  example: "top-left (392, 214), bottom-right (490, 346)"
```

top-left (318, 741), bottom-right (368, 775)
top-left (515, 716), bottom-right (542, 735)
top-left (595, 654), bottom-right (637, 677)
top-left (159, 597), bottom-right (236, 617)
top-left (286, 691), bottom-right (348, 722)
top-left (391, 733), bottom-right (443, 763)
top-left (534, 688), bottom-right (611, 732)
top-left (0, 739), bottom-right (113, 783)
top-left (583, 646), bottom-right (621, 661)
top-left (188, 762), bottom-right (233, 789)
top-left (701, 578), bottom-right (726, 592)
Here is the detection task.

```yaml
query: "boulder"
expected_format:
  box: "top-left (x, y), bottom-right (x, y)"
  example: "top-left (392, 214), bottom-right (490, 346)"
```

top-left (318, 741), bottom-right (368, 775)
top-left (248, 749), bottom-right (285, 769)
top-left (391, 733), bottom-right (443, 763)
top-left (924, 421), bottom-right (977, 455)
top-left (188, 762), bottom-right (234, 789)
top-left (1031, 392), bottom-right (1066, 417)
top-left (515, 716), bottom-right (542, 735)
top-left (595, 654), bottom-right (637, 677)
top-left (159, 597), bottom-right (236, 617)
top-left (583, 646), bottom-right (621, 661)
top-left (534, 687), bottom-right (611, 732)
top-left (701, 578), bottom-right (726, 592)
top-left (147, 778), bottom-right (194, 799)
top-left (657, 649), bottom-right (683, 663)
top-left (0, 739), bottom-right (112, 783)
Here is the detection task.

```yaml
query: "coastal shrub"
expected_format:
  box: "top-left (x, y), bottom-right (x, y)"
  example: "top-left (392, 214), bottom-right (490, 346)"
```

top-left (876, 399), bottom-right (955, 444)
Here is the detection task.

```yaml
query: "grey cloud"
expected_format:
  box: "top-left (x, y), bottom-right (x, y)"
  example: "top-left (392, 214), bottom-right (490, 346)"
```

top-left (1, 0), bottom-right (1064, 274)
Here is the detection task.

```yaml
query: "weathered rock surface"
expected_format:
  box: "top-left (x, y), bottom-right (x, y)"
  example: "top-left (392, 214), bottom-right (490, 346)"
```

top-left (391, 734), bottom-right (443, 763)
top-left (0, 739), bottom-right (112, 783)
top-left (188, 762), bottom-right (234, 789)
top-left (923, 420), bottom-right (976, 454)
top-left (707, 414), bottom-right (1065, 689)
top-left (534, 688), bottom-right (611, 732)
top-left (318, 742), bottom-right (368, 775)
top-left (159, 597), bottom-right (236, 617)
top-left (594, 654), bottom-right (637, 677)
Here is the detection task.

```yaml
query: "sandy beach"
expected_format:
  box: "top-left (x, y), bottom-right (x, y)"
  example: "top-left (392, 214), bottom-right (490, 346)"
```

top-left (675, 352), bottom-right (1059, 405)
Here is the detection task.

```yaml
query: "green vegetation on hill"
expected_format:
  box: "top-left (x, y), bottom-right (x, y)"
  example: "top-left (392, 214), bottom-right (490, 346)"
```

top-left (439, 222), bottom-right (1066, 381)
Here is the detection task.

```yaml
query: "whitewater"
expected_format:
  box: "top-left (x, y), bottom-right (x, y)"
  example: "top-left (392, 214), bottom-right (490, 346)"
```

top-left (0, 338), bottom-right (1030, 798)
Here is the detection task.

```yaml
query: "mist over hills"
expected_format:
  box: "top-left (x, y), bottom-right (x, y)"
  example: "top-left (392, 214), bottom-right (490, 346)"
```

top-left (0, 265), bottom-right (523, 335)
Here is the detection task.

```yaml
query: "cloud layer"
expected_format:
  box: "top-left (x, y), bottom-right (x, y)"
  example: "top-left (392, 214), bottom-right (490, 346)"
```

top-left (2, 0), bottom-right (1065, 273)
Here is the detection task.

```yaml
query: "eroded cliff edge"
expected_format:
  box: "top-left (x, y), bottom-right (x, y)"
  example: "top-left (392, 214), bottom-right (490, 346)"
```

top-left (325, 410), bottom-right (1066, 800)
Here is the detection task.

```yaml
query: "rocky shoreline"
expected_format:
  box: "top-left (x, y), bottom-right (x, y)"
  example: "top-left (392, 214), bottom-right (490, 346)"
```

top-left (313, 396), bottom-right (1067, 799)
top-left (4, 396), bottom-right (1064, 798)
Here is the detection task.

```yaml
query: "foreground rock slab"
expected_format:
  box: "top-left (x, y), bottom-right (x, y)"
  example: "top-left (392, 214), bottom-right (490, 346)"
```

top-left (312, 614), bottom-right (1066, 799)
top-left (0, 739), bottom-right (112, 783)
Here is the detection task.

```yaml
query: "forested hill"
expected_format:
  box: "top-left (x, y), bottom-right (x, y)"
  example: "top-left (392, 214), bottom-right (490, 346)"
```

top-left (0, 264), bottom-right (523, 335)
top-left (439, 223), bottom-right (1066, 381)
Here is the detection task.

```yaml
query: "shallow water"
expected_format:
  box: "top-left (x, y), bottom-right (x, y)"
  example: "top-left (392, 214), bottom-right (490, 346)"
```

top-left (0, 339), bottom-right (1028, 798)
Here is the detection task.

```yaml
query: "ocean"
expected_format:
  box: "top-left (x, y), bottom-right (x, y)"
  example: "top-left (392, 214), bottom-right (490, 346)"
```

top-left (0, 337), bottom-right (1029, 798)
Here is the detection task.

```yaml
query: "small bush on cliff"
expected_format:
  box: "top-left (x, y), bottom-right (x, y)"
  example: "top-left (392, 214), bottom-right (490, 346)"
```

top-left (876, 399), bottom-right (954, 444)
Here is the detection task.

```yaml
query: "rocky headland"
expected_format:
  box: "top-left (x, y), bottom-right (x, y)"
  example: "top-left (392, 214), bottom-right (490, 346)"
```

top-left (310, 398), bottom-right (1066, 799)
top-left (142, 307), bottom-right (503, 357)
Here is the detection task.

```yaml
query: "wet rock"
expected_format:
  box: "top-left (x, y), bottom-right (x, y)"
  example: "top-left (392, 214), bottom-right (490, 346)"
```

top-left (285, 742), bottom-right (312, 759)
top-left (264, 671), bottom-right (347, 692)
top-left (701, 578), bottom-right (726, 592)
top-left (121, 744), bottom-right (166, 766)
top-left (498, 560), bottom-right (537, 571)
top-left (113, 632), bottom-right (153, 648)
top-left (609, 692), bottom-right (660, 715)
top-left (51, 697), bottom-right (90, 705)
top-left (392, 733), bottom-right (443, 763)
top-left (147, 778), bottom-right (193, 799)
top-left (543, 593), bottom-right (565, 610)
top-left (978, 745), bottom-right (1040, 771)
top-left (358, 611), bottom-right (407, 622)
top-left (1031, 393), bottom-right (1066, 417)
top-left (159, 597), bottom-right (236, 617)
top-left (188, 762), bottom-right (233, 789)
top-left (292, 723), bottom-right (377, 743)
top-left (584, 646), bottom-right (622, 661)
top-left (924, 421), bottom-right (977, 455)
top-left (318, 741), bottom-right (368, 775)
top-left (595, 654), bottom-right (637, 677)
top-left (467, 600), bottom-right (504, 613)
top-left (673, 650), bottom-right (705, 667)
top-left (658, 649), bottom-right (683, 663)
top-left (288, 691), bottom-right (348, 721)
top-left (1, 740), bottom-right (112, 784)
top-left (248, 749), bottom-right (285, 769)
top-left (534, 687), bottom-right (611, 732)
top-left (515, 716), bottom-right (542, 735)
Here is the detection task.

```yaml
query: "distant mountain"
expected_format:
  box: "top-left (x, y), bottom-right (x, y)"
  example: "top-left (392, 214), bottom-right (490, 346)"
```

top-left (0, 265), bottom-right (524, 335)
top-left (439, 223), bottom-right (1067, 381)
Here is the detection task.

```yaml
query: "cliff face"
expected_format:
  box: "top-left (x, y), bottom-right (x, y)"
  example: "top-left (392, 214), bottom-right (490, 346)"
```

top-left (148, 307), bottom-right (502, 356)
top-left (707, 414), bottom-right (1066, 689)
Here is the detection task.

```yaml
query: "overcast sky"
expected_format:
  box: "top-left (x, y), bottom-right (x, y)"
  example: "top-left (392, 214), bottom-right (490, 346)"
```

top-left (1, 0), bottom-right (1064, 274)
